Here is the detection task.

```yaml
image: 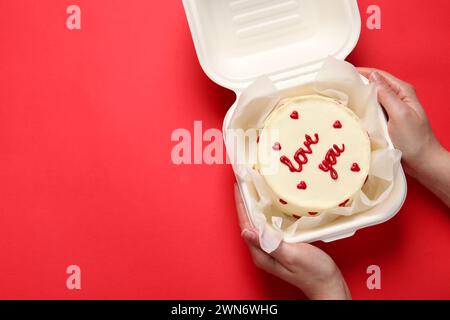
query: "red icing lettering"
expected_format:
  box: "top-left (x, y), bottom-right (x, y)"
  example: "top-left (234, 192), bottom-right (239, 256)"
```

top-left (308, 212), bottom-right (319, 216)
top-left (318, 144), bottom-right (346, 180)
top-left (339, 199), bottom-right (350, 207)
top-left (280, 134), bottom-right (319, 172)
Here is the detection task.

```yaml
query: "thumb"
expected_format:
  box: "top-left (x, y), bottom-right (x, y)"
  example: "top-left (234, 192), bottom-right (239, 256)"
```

top-left (370, 71), bottom-right (407, 118)
top-left (242, 228), bottom-right (297, 268)
top-left (241, 228), bottom-right (259, 244)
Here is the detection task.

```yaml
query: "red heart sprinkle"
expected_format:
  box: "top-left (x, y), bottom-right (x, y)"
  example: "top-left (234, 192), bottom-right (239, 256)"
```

top-left (290, 111), bottom-right (299, 119)
top-left (339, 199), bottom-right (350, 207)
top-left (297, 181), bottom-right (307, 190)
top-left (333, 120), bottom-right (342, 129)
top-left (308, 212), bottom-right (319, 216)
top-left (292, 214), bottom-right (301, 220)
top-left (351, 163), bottom-right (361, 172)
top-left (272, 142), bottom-right (282, 151)
top-left (279, 199), bottom-right (287, 205)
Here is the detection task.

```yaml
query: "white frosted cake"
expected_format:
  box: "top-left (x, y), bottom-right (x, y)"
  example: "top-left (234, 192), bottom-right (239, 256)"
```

top-left (257, 95), bottom-right (371, 219)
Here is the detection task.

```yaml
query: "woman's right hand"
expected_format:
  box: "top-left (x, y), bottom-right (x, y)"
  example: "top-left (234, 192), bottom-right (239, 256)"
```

top-left (358, 68), bottom-right (450, 207)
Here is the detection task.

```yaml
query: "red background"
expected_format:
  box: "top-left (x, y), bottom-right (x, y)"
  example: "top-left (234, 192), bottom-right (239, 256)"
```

top-left (0, 0), bottom-right (449, 299)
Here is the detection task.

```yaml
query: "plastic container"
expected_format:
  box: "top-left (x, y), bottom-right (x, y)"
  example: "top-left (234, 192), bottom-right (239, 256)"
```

top-left (183, 0), bottom-right (407, 243)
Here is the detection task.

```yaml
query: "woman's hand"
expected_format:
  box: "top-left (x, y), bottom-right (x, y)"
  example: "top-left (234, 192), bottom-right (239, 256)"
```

top-left (358, 68), bottom-right (450, 207)
top-left (234, 185), bottom-right (351, 300)
top-left (358, 68), bottom-right (440, 172)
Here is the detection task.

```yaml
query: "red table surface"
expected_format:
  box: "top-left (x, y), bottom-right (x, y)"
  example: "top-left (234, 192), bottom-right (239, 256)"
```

top-left (0, 0), bottom-right (449, 300)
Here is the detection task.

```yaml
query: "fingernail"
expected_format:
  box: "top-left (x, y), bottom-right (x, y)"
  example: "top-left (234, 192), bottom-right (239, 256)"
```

top-left (370, 71), bottom-right (380, 82)
top-left (241, 229), bottom-right (257, 241)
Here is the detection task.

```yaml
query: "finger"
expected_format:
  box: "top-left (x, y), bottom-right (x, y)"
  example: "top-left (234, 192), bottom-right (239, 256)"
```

top-left (234, 184), bottom-right (253, 231)
top-left (247, 245), bottom-right (293, 282)
top-left (242, 230), bottom-right (293, 281)
top-left (358, 67), bottom-right (409, 90)
top-left (356, 67), bottom-right (373, 79)
top-left (374, 71), bottom-right (424, 116)
top-left (358, 67), bottom-right (418, 101)
top-left (358, 68), bottom-right (425, 119)
top-left (370, 71), bottom-right (411, 118)
top-left (359, 68), bottom-right (402, 95)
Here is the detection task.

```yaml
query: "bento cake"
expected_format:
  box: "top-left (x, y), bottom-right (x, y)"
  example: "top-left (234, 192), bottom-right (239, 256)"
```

top-left (257, 95), bottom-right (371, 218)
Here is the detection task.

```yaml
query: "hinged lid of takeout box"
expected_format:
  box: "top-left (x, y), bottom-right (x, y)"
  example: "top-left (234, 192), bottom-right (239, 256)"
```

top-left (183, 0), bottom-right (361, 91)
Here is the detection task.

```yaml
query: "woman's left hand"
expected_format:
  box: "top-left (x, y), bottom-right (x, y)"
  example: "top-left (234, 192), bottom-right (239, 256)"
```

top-left (234, 185), bottom-right (351, 300)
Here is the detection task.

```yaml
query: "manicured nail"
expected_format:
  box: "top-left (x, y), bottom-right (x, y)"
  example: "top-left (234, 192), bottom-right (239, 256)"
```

top-left (241, 229), bottom-right (256, 241)
top-left (371, 71), bottom-right (380, 82)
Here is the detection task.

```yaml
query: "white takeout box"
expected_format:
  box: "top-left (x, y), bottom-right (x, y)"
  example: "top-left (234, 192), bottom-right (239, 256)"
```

top-left (183, 0), bottom-right (407, 243)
